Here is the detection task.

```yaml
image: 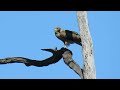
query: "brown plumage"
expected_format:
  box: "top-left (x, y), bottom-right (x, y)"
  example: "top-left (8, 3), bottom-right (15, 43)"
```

top-left (54, 27), bottom-right (82, 48)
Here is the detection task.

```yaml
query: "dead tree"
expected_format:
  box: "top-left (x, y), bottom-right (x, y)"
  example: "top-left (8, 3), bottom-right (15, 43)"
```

top-left (76, 11), bottom-right (96, 79)
top-left (0, 11), bottom-right (96, 79)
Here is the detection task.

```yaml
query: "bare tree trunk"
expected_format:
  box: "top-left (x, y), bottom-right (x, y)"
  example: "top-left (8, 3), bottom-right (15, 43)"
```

top-left (77, 11), bottom-right (96, 79)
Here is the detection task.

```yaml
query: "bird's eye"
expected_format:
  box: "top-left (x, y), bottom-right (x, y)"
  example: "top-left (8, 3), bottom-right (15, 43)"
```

top-left (57, 28), bottom-right (60, 30)
top-left (56, 27), bottom-right (60, 30)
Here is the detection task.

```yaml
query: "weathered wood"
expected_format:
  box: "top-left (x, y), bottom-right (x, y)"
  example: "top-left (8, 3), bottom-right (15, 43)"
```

top-left (0, 47), bottom-right (84, 78)
top-left (77, 11), bottom-right (96, 79)
top-left (62, 50), bottom-right (83, 79)
top-left (0, 48), bottom-right (69, 67)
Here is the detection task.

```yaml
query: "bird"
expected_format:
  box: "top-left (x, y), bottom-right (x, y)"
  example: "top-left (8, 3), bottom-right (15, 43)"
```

top-left (54, 27), bottom-right (82, 48)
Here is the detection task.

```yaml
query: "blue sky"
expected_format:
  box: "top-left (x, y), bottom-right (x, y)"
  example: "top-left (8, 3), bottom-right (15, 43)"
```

top-left (0, 11), bottom-right (119, 79)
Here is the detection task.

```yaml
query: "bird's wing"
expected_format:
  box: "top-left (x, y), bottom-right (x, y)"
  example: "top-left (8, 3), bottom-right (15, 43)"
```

top-left (64, 30), bottom-right (79, 41)
top-left (65, 30), bottom-right (82, 46)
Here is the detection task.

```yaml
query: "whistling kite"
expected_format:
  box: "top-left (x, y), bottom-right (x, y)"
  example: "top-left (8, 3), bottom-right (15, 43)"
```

top-left (54, 27), bottom-right (82, 48)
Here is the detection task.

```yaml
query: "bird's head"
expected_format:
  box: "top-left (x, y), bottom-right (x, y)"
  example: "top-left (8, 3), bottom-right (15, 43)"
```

top-left (54, 27), bottom-right (61, 37)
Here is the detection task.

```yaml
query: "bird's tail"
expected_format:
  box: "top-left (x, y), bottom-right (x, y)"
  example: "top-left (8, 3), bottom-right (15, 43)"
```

top-left (77, 42), bottom-right (82, 46)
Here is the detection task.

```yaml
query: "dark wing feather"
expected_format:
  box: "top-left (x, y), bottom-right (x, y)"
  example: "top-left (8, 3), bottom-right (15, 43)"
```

top-left (65, 30), bottom-right (82, 46)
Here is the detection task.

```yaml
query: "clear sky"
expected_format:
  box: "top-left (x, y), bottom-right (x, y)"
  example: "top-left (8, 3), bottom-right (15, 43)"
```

top-left (0, 11), bottom-right (120, 79)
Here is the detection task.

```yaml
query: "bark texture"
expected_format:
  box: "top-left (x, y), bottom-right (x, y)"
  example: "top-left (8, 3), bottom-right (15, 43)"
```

top-left (77, 11), bottom-right (96, 79)
top-left (62, 50), bottom-right (83, 79)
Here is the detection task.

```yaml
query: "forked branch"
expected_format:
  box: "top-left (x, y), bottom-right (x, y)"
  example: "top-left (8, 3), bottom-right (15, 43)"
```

top-left (0, 47), bottom-right (83, 78)
top-left (0, 48), bottom-right (65, 67)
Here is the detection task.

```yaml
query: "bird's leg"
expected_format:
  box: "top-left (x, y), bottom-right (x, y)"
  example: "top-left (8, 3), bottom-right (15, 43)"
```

top-left (54, 47), bottom-right (57, 51)
top-left (64, 45), bottom-right (67, 48)
top-left (64, 42), bottom-right (69, 48)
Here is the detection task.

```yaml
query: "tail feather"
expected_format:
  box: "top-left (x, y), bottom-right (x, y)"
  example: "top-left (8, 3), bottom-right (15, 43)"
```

top-left (76, 42), bottom-right (82, 46)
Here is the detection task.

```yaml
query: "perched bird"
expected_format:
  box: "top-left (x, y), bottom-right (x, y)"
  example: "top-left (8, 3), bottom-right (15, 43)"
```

top-left (54, 27), bottom-right (82, 48)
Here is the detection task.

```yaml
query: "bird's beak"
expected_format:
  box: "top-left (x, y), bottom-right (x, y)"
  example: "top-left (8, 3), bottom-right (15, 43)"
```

top-left (55, 31), bottom-right (57, 35)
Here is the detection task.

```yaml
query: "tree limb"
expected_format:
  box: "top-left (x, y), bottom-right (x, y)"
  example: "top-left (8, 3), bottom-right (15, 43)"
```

top-left (0, 47), bottom-right (83, 79)
top-left (0, 47), bottom-right (69, 67)
top-left (62, 50), bottom-right (84, 79)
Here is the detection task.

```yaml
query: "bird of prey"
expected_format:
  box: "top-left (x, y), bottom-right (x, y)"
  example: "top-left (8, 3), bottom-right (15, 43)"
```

top-left (54, 27), bottom-right (82, 48)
